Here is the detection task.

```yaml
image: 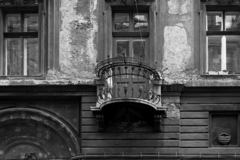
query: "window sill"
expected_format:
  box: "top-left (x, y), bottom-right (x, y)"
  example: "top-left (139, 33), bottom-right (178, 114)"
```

top-left (201, 74), bottom-right (240, 78)
top-left (0, 76), bottom-right (46, 80)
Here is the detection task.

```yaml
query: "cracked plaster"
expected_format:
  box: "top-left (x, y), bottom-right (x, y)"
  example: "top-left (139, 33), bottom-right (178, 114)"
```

top-left (168, 0), bottom-right (189, 15)
top-left (163, 23), bottom-right (192, 82)
top-left (58, 0), bottom-right (98, 80)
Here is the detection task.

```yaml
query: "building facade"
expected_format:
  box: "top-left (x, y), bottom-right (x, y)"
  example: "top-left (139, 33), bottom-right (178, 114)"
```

top-left (0, 0), bottom-right (240, 159)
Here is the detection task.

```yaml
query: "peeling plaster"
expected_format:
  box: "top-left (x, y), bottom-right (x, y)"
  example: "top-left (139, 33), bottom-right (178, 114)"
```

top-left (163, 24), bottom-right (191, 76)
top-left (168, 0), bottom-right (189, 15)
top-left (58, 0), bottom-right (98, 80)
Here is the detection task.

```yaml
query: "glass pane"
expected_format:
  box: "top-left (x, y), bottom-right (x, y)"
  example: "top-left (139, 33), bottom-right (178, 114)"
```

top-left (207, 12), bottom-right (222, 31)
top-left (133, 40), bottom-right (145, 60)
top-left (116, 40), bottom-right (129, 57)
top-left (6, 38), bottom-right (23, 76)
top-left (134, 13), bottom-right (148, 32)
top-left (24, 14), bottom-right (38, 32)
top-left (225, 12), bottom-right (240, 31)
top-left (226, 36), bottom-right (240, 74)
top-left (208, 36), bottom-right (222, 72)
top-left (114, 13), bottom-right (129, 32)
top-left (6, 14), bottom-right (21, 32)
top-left (26, 38), bottom-right (39, 76)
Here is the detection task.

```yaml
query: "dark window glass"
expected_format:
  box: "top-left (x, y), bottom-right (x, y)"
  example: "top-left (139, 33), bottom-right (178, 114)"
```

top-left (114, 13), bottom-right (129, 32)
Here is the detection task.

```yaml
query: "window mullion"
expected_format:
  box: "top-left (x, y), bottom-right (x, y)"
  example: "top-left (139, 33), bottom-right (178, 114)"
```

top-left (222, 11), bottom-right (225, 31)
top-left (23, 38), bottom-right (27, 76)
top-left (221, 35), bottom-right (227, 71)
top-left (130, 38), bottom-right (133, 57)
top-left (5, 39), bottom-right (7, 76)
top-left (130, 13), bottom-right (133, 32)
top-left (206, 36), bottom-right (209, 72)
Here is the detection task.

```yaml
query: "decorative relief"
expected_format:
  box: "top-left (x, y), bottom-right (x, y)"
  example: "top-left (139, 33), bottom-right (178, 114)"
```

top-left (218, 133), bottom-right (231, 145)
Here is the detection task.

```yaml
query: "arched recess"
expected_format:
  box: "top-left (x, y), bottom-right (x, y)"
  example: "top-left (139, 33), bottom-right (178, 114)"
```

top-left (0, 108), bottom-right (80, 159)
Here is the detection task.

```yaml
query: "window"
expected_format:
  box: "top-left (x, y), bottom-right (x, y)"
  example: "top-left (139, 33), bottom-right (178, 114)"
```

top-left (207, 10), bottom-right (240, 74)
top-left (4, 10), bottom-right (39, 76)
top-left (112, 7), bottom-right (149, 61)
top-left (0, 0), bottom-right (60, 77)
top-left (112, 7), bottom-right (150, 98)
top-left (210, 113), bottom-right (240, 147)
top-left (200, 2), bottom-right (240, 75)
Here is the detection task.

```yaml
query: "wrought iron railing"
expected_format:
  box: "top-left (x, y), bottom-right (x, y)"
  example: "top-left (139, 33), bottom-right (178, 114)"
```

top-left (95, 56), bottom-right (162, 107)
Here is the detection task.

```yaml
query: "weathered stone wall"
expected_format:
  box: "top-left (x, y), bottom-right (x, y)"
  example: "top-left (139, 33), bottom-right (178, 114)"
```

top-left (0, 0), bottom-right (239, 86)
top-left (58, 0), bottom-right (98, 80)
top-left (161, 0), bottom-right (197, 84)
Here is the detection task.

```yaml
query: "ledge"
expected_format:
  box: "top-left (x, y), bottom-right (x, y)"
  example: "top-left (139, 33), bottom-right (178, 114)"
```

top-left (186, 80), bottom-right (240, 87)
top-left (0, 79), bottom-right (96, 86)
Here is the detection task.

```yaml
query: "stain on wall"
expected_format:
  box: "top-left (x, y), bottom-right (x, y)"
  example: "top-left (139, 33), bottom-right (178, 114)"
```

top-left (59, 0), bottom-right (98, 80)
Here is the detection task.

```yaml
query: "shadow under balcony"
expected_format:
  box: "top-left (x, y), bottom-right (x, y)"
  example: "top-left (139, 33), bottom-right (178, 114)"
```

top-left (91, 56), bottom-right (166, 132)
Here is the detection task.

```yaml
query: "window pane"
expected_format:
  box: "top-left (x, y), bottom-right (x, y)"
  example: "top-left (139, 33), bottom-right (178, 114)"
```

top-left (6, 38), bottom-right (23, 76)
top-left (226, 36), bottom-right (240, 74)
top-left (208, 36), bottom-right (222, 72)
top-left (6, 14), bottom-right (21, 32)
top-left (133, 40), bottom-right (145, 60)
top-left (114, 13), bottom-right (129, 32)
top-left (26, 38), bottom-right (39, 76)
top-left (116, 40), bottom-right (129, 57)
top-left (134, 13), bottom-right (148, 32)
top-left (207, 12), bottom-right (222, 31)
top-left (24, 14), bottom-right (38, 32)
top-left (225, 12), bottom-right (240, 31)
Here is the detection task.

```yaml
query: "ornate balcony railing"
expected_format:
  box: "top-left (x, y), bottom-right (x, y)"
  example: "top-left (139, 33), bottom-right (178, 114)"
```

top-left (95, 56), bottom-right (161, 81)
top-left (95, 56), bottom-right (162, 105)
top-left (91, 56), bottom-right (165, 132)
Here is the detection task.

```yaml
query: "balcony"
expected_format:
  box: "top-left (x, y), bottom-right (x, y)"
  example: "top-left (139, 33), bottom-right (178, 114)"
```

top-left (91, 56), bottom-right (165, 132)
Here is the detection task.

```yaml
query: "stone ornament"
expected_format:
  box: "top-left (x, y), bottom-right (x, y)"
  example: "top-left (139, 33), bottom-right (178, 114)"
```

top-left (218, 133), bottom-right (231, 145)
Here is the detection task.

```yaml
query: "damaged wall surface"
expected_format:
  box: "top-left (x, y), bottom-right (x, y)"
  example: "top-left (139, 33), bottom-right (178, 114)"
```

top-left (0, 0), bottom-right (240, 159)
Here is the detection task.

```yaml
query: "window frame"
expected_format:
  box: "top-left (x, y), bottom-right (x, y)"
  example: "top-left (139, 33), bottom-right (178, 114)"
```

top-left (3, 8), bottom-right (40, 76)
top-left (112, 6), bottom-right (150, 61)
top-left (200, 4), bottom-right (240, 75)
top-left (0, 0), bottom-right (60, 79)
top-left (209, 112), bottom-right (240, 147)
